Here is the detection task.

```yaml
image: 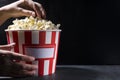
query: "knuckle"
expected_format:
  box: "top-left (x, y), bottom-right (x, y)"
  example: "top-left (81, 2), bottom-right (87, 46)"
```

top-left (17, 8), bottom-right (24, 13)
top-left (16, 62), bottom-right (25, 70)
top-left (35, 2), bottom-right (42, 7)
top-left (28, 71), bottom-right (35, 75)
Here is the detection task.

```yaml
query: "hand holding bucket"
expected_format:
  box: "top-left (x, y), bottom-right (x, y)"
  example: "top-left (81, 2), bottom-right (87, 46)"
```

top-left (6, 30), bottom-right (61, 76)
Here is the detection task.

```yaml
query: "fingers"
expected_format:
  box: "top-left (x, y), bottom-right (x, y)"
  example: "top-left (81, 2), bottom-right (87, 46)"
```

top-left (0, 49), bottom-right (37, 77)
top-left (1, 0), bottom-right (46, 19)
top-left (6, 43), bottom-right (15, 47)
top-left (16, 7), bottom-right (35, 17)
top-left (10, 62), bottom-right (37, 77)
top-left (11, 52), bottom-right (35, 62)
top-left (0, 60), bottom-right (37, 77)
top-left (0, 43), bottom-right (15, 51)
top-left (24, 0), bottom-right (46, 18)
top-left (11, 63), bottom-right (37, 76)
top-left (12, 62), bottom-right (37, 71)
top-left (34, 2), bottom-right (46, 19)
top-left (0, 50), bottom-right (35, 62)
top-left (10, 52), bottom-right (35, 62)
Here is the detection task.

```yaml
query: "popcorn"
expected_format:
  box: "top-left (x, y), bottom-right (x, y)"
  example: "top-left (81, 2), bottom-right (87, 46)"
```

top-left (7, 16), bottom-right (60, 30)
top-left (5, 16), bottom-right (61, 76)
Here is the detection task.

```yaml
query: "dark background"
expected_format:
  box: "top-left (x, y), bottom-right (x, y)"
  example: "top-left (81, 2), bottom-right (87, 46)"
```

top-left (1, 0), bottom-right (120, 65)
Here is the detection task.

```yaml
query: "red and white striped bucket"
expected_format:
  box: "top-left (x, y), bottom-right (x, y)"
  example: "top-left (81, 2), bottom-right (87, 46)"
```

top-left (5, 30), bottom-right (61, 76)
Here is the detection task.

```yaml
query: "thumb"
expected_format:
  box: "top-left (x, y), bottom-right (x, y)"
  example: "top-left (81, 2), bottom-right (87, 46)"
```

top-left (0, 43), bottom-right (15, 51)
top-left (17, 8), bottom-right (35, 17)
top-left (6, 43), bottom-right (15, 47)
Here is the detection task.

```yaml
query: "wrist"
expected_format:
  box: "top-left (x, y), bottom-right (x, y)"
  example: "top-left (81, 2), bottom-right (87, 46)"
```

top-left (0, 7), bottom-right (10, 20)
top-left (0, 7), bottom-right (10, 26)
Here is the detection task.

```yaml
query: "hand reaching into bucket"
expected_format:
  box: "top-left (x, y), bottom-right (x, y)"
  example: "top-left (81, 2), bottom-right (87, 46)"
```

top-left (0, 0), bottom-right (46, 26)
top-left (0, 43), bottom-right (37, 77)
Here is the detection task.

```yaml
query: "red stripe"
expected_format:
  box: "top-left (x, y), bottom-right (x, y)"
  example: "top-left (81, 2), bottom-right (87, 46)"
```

top-left (51, 31), bottom-right (56, 45)
top-left (6, 32), bottom-right (10, 44)
top-left (49, 59), bottom-right (53, 74)
top-left (38, 59), bottom-right (44, 76)
top-left (53, 32), bottom-right (60, 73)
top-left (53, 48), bottom-right (58, 73)
top-left (54, 52), bottom-right (58, 73)
top-left (39, 31), bottom-right (45, 45)
top-left (12, 31), bottom-right (19, 53)
top-left (24, 31), bottom-right (32, 44)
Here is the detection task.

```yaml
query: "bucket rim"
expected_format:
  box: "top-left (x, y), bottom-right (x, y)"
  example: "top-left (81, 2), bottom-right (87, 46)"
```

top-left (5, 29), bottom-right (62, 32)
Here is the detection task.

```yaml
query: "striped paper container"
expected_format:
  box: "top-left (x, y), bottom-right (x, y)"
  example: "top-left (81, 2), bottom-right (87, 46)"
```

top-left (5, 30), bottom-right (61, 76)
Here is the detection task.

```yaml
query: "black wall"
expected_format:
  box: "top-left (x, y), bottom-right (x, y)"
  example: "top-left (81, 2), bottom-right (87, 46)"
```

top-left (1, 0), bottom-right (120, 65)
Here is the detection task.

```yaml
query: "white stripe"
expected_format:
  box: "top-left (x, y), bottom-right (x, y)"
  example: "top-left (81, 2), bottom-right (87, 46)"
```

top-left (44, 60), bottom-right (49, 75)
top-left (55, 32), bottom-right (59, 43)
top-left (52, 32), bottom-right (59, 73)
top-left (9, 31), bottom-right (13, 43)
top-left (18, 31), bottom-right (25, 54)
top-left (9, 31), bottom-right (14, 51)
top-left (32, 31), bottom-right (39, 44)
top-left (32, 60), bottom-right (38, 76)
top-left (25, 47), bottom-right (54, 58)
top-left (45, 31), bottom-right (52, 44)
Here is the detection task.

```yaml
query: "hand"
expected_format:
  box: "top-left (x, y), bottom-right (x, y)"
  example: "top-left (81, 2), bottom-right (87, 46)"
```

top-left (0, 0), bottom-right (46, 25)
top-left (0, 43), bottom-right (15, 51)
top-left (1, 0), bottom-right (46, 18)
top-left (0, 43), bottom-right (37, 77)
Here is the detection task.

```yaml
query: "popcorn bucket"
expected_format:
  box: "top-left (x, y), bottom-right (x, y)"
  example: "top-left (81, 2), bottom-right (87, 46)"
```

top-left (5, 30), bottom-right (61, 76)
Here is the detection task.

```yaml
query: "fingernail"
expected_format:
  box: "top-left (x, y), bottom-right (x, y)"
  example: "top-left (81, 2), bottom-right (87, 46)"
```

top-left (31, 12), bottom-right (35, 17)
top-left (35, 65), bottom-right (38, 69)
top-left (31, 57), bottom-right (35, 61)
top-left (10, 43), bottom-right (15, 45)
top-left (8, 43), bottom-right (15, 47)
top-left (33, 71), bottom-right (36, 76)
